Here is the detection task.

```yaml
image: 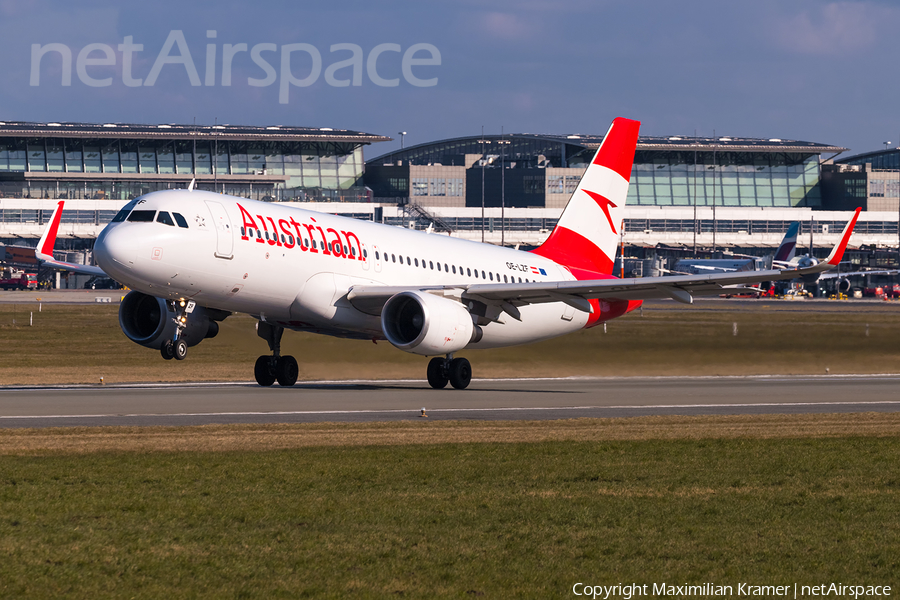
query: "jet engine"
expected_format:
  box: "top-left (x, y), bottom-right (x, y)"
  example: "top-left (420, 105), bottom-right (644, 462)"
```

top-left (837, 278), bottom-right (852, 295)
top-left (797, 255), bottom-right (819, 269)
top-left (381, 291), bottom-right (482, 356)
top-left (118, 291), bottom-right (221, 349)
top-left (797, 255), bottom-right (820, 284)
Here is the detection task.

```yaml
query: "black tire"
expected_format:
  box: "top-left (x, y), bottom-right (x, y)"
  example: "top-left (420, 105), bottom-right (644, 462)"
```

top-left (276, 355), bottom-right (299, 387)
top-left (173, 339), bottom-right (188, 361)
top-left (160, 340), bottom-right (175, 360)
top-left (426, 357), bottom-right (449, 389)
top-left (448, 357), bottom-right (472, 390)
top-left (254, 355), bottom-right (276, 386)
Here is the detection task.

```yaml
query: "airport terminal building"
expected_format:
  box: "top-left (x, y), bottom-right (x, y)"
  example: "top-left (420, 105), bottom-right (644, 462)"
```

top-left (365, 134), bottom-right (844, 211)
top-left (2, 120), bottom-right (899, 279)
top-left (0, 121), bottom-right (388, 243)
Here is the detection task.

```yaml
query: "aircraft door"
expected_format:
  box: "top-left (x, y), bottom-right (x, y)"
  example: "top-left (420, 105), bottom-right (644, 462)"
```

top-left (205, 200), bottom-right (234, 259)
top-left (360, 243), bottom-right (370, 271)
top-left (372, 244), bottom-right (382, 272)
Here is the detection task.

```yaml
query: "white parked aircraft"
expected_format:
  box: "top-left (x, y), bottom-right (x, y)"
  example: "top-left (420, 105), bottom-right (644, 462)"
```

top-left (38, 118), bottom-right (860, 389)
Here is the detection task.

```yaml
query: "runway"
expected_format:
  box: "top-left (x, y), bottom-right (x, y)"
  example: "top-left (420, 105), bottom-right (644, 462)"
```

top-left (2, 375), bottom-right (900, 428)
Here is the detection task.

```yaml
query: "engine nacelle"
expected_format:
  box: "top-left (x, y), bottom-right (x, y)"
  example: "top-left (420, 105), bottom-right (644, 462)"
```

top-left (797, 255), bottom-right (820, 284)
top-left (797, 255), bottom-right (819, 269)
top-left (837, 278), bottom-right (852, 294)
top-left (119, 291), bottom-right (219, 350)
top-left (381, 291), bottom-right (480, 356)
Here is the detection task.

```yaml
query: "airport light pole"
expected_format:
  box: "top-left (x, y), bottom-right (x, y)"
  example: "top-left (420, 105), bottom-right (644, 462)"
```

top-left (498, 129), bottom-right (510, 246)
top-left (478, 127), bottom-right (488, 243)
top-left (398, 132), bottom-right (407, 149)
top-left (692, 137), bottom-right (698, 257)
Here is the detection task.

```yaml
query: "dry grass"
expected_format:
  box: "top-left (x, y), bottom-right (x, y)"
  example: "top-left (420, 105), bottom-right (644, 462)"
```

top-left (4, 301), bottom-right (900, 384)
top-left (2, 413), bottom-right (899, 455)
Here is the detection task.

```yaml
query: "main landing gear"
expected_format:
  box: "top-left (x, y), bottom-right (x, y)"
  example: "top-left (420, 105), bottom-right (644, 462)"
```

top-left (427, 354), bottom-right (472, 390)
top-left (254, 321), bottom-right (298, 387)
top-left (160, 300), bottom-right (192, 361)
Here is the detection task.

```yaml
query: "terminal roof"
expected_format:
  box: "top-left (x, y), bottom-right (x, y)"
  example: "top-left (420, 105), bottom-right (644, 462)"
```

top-left (0, 121), bottom-right (392, 144)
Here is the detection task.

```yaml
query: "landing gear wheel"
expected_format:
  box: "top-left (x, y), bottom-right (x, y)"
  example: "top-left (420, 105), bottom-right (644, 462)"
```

top-left (448, 357), bottom-right (472, 390)
top-left (254, 355), bottom-right (276, 386)
top-left (160, 340), bottom-right (175, 360)
top-left (173, 339), bottom-right (188, 361)
top-left (427, 357), bottom-right (449, 389)
top-left (275, 355), bottom-right (299, 387)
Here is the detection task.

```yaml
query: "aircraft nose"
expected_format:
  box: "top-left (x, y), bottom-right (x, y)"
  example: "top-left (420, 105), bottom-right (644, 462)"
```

top-left (94, 224), bottom-right (137, 275)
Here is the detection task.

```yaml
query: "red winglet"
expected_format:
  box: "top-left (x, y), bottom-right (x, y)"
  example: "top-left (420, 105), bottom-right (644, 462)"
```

top-left (37, 200), bottom-right (64, 259)
top-left (826, 207), bottom-right (861, 266)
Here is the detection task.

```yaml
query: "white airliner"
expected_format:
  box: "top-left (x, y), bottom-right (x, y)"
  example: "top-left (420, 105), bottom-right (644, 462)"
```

top-left (37, 118), bottom-right (860, 389)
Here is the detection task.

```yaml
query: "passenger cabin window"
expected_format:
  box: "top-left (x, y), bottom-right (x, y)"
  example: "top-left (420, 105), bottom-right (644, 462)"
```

top-left (173, 212), bottom-right (188, 228)
top-left (156, 211), bottom-right (175, 226)
top-left (127, 210), bottom-right (156, 222)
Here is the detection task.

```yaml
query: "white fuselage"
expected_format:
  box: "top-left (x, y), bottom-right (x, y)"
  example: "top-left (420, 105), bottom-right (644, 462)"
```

top-left (95, 190), bottom-right (590, 350)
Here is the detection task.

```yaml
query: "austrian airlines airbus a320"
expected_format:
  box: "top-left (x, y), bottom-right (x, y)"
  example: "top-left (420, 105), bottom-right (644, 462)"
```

top-left (37, 118), bottom-right (860, 389)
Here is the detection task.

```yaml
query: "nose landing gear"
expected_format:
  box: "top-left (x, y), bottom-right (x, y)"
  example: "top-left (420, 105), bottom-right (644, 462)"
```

top-left (255, 321), bottom-right (298, 386)
top-left (160, 300), bottom-right (193, 360)
top-left (160, 339), bottom-right (187, 361)
top-left (427, 354), bottom-right (471, 390)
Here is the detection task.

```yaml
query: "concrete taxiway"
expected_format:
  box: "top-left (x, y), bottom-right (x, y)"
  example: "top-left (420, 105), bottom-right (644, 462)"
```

top-left (1, 375), bottom-right (899, 428)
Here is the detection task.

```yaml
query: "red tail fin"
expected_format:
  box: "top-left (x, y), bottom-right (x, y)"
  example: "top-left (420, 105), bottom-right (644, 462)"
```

top-left (531, 118), bottom-right (639, 275)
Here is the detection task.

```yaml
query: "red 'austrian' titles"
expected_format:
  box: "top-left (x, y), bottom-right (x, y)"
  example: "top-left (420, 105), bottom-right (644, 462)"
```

top-left (236, 203), bottom-right (364, 260)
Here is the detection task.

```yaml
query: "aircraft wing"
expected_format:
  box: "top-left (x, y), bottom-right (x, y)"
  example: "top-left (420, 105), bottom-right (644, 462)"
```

top-left (35, 200), bottom-right (107, 276)
top-left (347, 208), bottom-right (860, 316)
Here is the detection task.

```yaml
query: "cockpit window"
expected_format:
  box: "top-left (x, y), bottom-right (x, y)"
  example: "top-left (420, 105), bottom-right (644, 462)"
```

top-left (111, 207), bottom-right (130, 223)
top-left (156, 211), bottom-right (175, 226)
top-left (111, 199), bottom-right (140, 223)
top-left (172, 212), bottom-right (188, 228)
top-left (127, 210), bottom-right (156, 222)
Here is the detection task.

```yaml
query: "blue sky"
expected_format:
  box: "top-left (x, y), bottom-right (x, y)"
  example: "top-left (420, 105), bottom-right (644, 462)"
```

top-left (2, 1), bottom-right (899, 158)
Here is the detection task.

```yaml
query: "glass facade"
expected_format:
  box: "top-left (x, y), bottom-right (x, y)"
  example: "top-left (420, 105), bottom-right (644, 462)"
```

top-left (372, 136), bottom-right (830, 209)
top-left (841, 150), bottom-right (900, 170)
top-left (0, 137), bottom-right (368, 202)
top-left (629, 152), bottom-right (822, 208)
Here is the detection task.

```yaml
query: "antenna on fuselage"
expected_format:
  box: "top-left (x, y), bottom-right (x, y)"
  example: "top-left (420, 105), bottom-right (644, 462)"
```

top-left (188, 178), bottom-right (196, 192)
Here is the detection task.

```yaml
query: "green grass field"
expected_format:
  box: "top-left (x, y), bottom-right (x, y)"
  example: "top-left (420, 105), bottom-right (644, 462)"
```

top-left (3, 300), bottom-right (900, 384)
top-left (3, 302), bottom-right (900, 597)
top-left (0, 417), bottom-right (898, 599)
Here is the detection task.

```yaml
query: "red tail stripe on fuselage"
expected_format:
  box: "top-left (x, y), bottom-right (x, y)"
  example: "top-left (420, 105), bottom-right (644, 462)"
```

top-left (530, 226), bottom-right (614, 275)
